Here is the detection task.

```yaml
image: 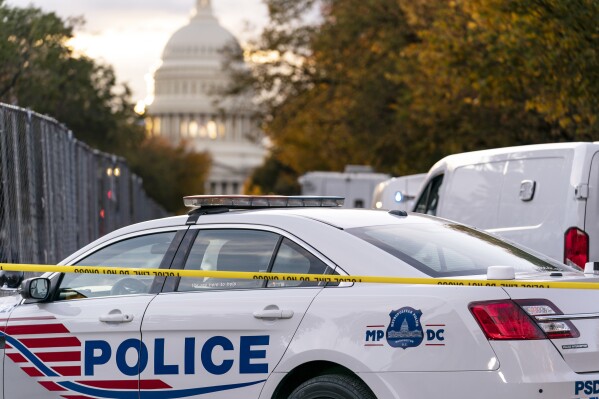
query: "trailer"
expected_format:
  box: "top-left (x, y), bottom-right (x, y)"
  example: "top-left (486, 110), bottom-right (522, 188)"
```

top-left (299, 166), bottom-right (390, 209)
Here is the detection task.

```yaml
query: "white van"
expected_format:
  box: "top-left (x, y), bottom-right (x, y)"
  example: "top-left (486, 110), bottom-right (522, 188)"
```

top-left (413, 142), bottom-right (599, 269)
top-left (371, 174), bottom-right (426, 211)
top-left (299, 165), bottom-right (390, 208)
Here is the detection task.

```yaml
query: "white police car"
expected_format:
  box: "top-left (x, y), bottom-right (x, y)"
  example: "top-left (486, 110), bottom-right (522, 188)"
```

top-left (1, 195), bottom-right (599, 399)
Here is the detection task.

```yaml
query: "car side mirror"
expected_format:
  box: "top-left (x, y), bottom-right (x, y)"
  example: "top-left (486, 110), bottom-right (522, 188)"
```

top-left (20, 278), bottom-right (51, 301)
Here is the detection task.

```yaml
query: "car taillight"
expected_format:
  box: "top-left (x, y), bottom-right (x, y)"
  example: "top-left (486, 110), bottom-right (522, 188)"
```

top-left (469, 299), bottom-right (579, 340)
top-left (516, 299), bottom-right (579, 339)
top-left (564, 227), bottom-right (588, 270)
top-left (470, 300), bottom-right (545, 340)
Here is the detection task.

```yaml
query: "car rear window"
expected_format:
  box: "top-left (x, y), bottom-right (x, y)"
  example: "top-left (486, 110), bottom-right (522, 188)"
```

top-left (347, 223), bottom-right (569, 277)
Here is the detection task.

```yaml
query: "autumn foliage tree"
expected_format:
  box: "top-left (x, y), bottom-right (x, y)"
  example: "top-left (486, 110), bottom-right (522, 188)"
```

top-left (236, 0), bottom-right (598, 192)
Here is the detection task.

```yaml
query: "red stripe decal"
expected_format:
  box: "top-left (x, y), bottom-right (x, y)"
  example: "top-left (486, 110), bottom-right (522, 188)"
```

top-left (364, 344), bottom-right (384, 346)
top-left (75, 380), bottom-right (172, 390)
top-left (38, 381), bottom-right (67, 391)
top-left (425, 324), bottom-right (446, 327)
top-left (8, 316), bottom-right (56, 322)
top-left (425, 344), bottom-right (445, 346)
top-left (36, 351), bottom-right (81, 362)
top-left (140, 379), bottom-right (173, 389)
top-left (7, 353), bottom-right (27, 363)
top-left (366, 325), bottom-right (385, 328)
top-left (6, 324), bottom-right (70, 335)
top-left (20, 337), bottom-right (81, 348)
top-left (54, 366), bottom-right (81, 376)
top-left (22, 367), bottom-right (44, 377)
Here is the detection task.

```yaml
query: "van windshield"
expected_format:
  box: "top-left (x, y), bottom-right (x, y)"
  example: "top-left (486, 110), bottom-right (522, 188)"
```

top-left (347, 223), bottom-right (570, 277)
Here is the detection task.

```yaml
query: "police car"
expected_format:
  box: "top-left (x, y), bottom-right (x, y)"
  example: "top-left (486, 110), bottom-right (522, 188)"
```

top-left (1, 195), bottom-right (599, 399)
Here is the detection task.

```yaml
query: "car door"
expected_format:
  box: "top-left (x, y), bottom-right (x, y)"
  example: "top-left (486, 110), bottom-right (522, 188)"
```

top-left (0, 294), bottom-right (20, 399)
top-left (3, 227), bottom-right (186, 399)
top-left (140, 226), bottom-right (335, 399)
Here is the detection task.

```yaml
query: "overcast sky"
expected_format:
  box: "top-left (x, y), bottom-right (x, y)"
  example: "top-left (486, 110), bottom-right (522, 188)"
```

top-left (5, 0), bottom-right (269, 107)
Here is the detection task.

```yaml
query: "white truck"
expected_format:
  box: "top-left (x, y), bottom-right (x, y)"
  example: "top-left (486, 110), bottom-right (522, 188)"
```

top-left (413, 142), bottom-right (599, 270)
top-left (371, 174), bottom-right (427, 212)
top-left (299, 166), bottom-right (390, 208)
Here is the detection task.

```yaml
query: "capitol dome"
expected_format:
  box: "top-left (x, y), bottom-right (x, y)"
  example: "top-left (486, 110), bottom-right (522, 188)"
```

top-left (162, 2), bottom-right (240, 64)
top-left (145, 0), bottom-right (265, 195)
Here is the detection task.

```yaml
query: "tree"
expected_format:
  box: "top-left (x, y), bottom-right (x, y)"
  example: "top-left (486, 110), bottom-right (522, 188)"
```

top-left (229, 0), bottom-right (418, 194)
top-left (0, 1), bottom-right (211, 213)
top-left (125, 138), bottom-right (211, 213)
top-left (0, 1), bottom-right (141, 151)
top-left (395, 0), bottom-right (599, 168)
top-left (232, 0), bottom-right (599, 192)
top-left (244, 153), bottom-right (300, 195)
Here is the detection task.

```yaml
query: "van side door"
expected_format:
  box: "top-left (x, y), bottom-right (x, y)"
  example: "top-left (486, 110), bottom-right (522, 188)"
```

top-left (585, 152), bottom-right (599, 264)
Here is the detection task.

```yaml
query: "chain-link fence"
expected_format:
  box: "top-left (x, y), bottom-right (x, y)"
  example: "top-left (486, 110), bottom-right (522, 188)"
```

top-left (0, 103), bottom-right (168, 277)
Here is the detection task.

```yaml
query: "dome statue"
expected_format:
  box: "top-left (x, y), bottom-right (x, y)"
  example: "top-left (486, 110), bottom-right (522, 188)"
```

top-left (145, 0), bottom-right (265, 195)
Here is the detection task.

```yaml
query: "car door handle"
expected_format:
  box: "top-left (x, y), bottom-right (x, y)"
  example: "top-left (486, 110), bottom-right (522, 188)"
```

top-left (253, 309), bottom-right (294, 320)
top-left (99, 312), bottom-right (134, 323)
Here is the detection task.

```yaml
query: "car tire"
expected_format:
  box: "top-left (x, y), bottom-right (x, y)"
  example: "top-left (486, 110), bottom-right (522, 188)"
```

top-left (288, 374), bottom-right (376, 399)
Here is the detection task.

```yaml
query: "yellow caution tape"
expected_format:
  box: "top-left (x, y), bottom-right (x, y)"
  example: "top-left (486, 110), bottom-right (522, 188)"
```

top-left (1, 263), bottom-right (598, 290)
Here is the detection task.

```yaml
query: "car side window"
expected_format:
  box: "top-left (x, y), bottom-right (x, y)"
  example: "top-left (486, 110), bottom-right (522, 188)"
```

top-left (177, 229), bottom-right (279, 292)
top-left (414, 174), bottom-right (443, 215)
top-left (267, 238), bottom-right (334, 288)
top-left (57, 231), bottom-right (176, 300)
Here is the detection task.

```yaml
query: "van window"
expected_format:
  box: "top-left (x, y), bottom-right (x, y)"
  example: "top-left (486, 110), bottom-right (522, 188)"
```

top-left (347, 222), bottom-right (569, 277)
top-left (414, 175), bottom-right (443, 215)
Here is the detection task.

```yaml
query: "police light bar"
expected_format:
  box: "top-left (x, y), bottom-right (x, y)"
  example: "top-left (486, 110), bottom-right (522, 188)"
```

top-left (183, 195), bottom-right (344, 209)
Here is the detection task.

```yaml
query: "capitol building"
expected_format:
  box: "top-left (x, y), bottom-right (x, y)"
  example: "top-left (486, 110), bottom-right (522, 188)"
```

top-left (145, 0), bottom-right (265, 195)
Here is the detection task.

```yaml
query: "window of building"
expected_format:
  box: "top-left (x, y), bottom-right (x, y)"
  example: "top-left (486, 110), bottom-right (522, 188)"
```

top-left (153, 117), bottom-right (161, 136)
top-left (207, 121), bottom-right (218, 139)
top-left (189, 120), bottom-right (199, 137)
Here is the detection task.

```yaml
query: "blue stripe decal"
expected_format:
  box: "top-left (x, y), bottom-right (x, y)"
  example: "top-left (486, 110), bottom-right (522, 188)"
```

top-left (2, 330), bottom-right (265, 399)
top-left (0, 331), bottom-right (59, 377)
top-left (59, 379), bottom-right (266, 399)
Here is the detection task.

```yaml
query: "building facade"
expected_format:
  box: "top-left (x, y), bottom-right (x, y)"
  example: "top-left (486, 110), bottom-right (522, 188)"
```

top-left (146, 0), bottom-right (265, 195)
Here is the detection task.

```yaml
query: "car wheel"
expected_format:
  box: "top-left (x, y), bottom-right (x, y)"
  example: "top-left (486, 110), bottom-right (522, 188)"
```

top-left (288, 374), bottom-right (376, 399)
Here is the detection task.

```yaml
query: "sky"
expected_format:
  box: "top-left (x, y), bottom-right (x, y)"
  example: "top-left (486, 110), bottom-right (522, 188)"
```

top-left (5, 0), bottom-right (269, 108)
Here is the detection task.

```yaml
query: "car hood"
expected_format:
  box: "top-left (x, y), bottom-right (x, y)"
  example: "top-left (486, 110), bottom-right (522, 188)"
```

top-left (0, 293), bottom-right (20, 315)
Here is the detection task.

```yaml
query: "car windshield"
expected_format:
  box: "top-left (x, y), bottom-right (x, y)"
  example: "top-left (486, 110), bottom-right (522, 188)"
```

top-left (347, 222), bottom-right (571, 277)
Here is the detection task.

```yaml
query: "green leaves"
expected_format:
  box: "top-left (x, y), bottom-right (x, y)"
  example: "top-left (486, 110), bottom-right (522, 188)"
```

top-left (0, 2), bottom-right (211, 213)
